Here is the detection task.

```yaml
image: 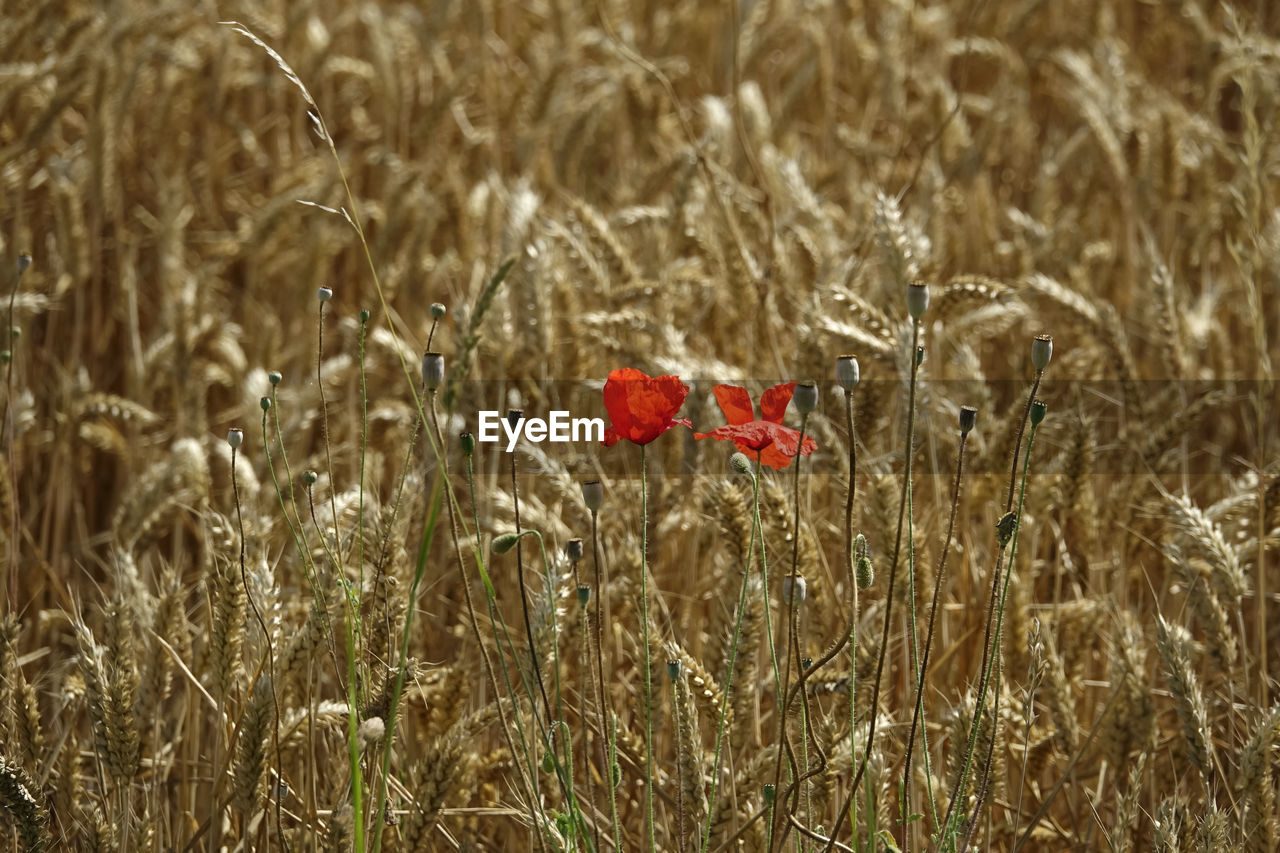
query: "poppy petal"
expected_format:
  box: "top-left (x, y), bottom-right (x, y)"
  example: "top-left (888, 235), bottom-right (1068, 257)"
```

top-left (712, 385), bottom-right (755, 425)
top-left (760, 444), bottom-right (795, 469)
top-left (759, 382), bottom-right (796, 423)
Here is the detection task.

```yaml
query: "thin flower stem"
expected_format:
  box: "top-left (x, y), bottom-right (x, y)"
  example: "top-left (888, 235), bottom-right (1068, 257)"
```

top-left (591, 508), bottom-right (623, 851)
top-left (641, 444), bottom-right (657, 853)
top-left (844, 391), bottom-right (859, 846)
top-left (1005, 373), bottom-right (1041, 514)
top-left (580, 599), bottom-right (600, 853)
top-left (512, 449), bottom-right (555, 729)
top-left (902, 431), bottom-right (969, 846)
top-left (824, 319), bottom-right (922, 852)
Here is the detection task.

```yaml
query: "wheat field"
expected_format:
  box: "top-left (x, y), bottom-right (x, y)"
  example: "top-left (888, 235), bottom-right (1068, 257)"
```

top-left (0, 0), bottom-right (1277, 850)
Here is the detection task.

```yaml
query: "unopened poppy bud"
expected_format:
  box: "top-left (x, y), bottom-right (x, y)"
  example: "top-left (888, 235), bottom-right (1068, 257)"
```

top-left (836, 355), bottom-right (860, 391)
top-left (996, 512), bottom-right (1017, 547)
top-left (1029, 398), bottom-right (1048, 426)
top-left (566, 538), bottom-right (584, 563)
top-left (430, 303), bottom-right (447, 319)
top-left (576, 585), bottom-right (591, 606)
top-left (916, 346), bottom-right (925, 367)
top-left (762, 784), bottom-right (776, 805)
top-left (581, 480), bottom-right (603, 511)
top-left (906, 282), bottom-right (929, 320)
top-left (1031, 334), bottom-right (1053, 372)
top-left (302, 470), bottom-right (318, 486)
top-left (794, 382), bottom-right (818, 415)
top-left (317, 286), bottom-right (333, 302)
top-left (729, 452), bottom-right (753, 476)
top-left (459, 432), bottom-right (475, 455)
top-left (856, 555), bottom-right (874, 590)
top-left (226, 428), bottom-right (244, 449)
top-left (802, 657), bottom-right (813, 670)
top-left (16, 254), bottom-right (31, 275)
top-left (260, 396), bottom-right (271, 412)
top-left (421, 351), bottom-right (444, 390)
top-left (667, 660), bottom-right (681, 681)
top-left (359, 308), bottom-right (371, 324)
top-left (959, 406), bottom-right (977, 435)
top-left (0, 351), bottom-right (9, 365)
top-left (268, 371), bottom-right (282, 386)
top-left (782, 575), bottom-right (807, 604)
top-left (542, 751), bottom-right (555, 773)
top-left (507, 409), bottom-right (523, 430)
top-left (492, 531), bottom-right (523, 555)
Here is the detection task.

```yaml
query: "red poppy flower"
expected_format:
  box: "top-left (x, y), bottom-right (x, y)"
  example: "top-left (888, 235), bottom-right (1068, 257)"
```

top-left (601, 368), bottom-right (693, 446)
top-left (695, 383), bottom-right (818, 469)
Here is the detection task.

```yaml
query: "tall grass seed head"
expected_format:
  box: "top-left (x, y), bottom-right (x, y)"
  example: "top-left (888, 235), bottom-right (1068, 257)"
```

top-left (794, 381), bottom-right (819, 414)
top-left (316, 286), bottom-right (333, 302)
top-left (459, 432), bottom-right (475, 456)
top-left (1031, 334), bottom-right (1054, 371)
top-left (430, 302), bottom-right (447, 319)
top-left (906, 281), bottom-right (930, 320)
top-left (1030, 398), bottom-right (1048, 426)
top-left (581, 479), bottom-right (603, 511)
top-left (730, 451), bottom-right (753, 475)
top-left (226, 427), bottom-right (244, 449)
top-left (421, 351), bottom-right (444, 390)
top-left (836, 355), bottom-right (860, 391)
top-left (960, 405), bottom-right (977, 435)
top-left (566, 538), bottom-right (584, 563)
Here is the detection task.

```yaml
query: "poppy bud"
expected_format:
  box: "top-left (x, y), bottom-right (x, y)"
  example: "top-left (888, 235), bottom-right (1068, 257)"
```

top-left (542, 751), bottom-right (555, 774)
top-left (906, 282), bottom-right (929, 320)
top-left (317, 286), bottom-right (333, 303)
top-left (802, 657), bottom-right (813, 670)
top-left (1029, 398), bottom-right (1048, 426)
top-left (9, 327), bottom-right (18, 341)
top-left (492, 531), bottom-right (523, 555)
top-left (916, 346), bottom-right (925, 367)
top-left (729, 452), bottom-right (753, 476)
top-left (16, 254), bottom-right (31, 275)
top-left (566, 538), bottom-right (584, 563)
top-left (1031, 334), bottom-right (1053, 372)
top-left (667, 660), bottom-right (681, 681)
top-left (268, 371), bottom-right (282, 386)
top-left (302, 470), bottom-right (318, 486)
top-left (856, 555), bottom-right (874, 590)
top-left (226, 428), bottom-right (244, 449)
top-left (782, 575), bottom-right (807, 604)
top-left (260, 396), bottom-right (271, 412)
top-left (836, 355), bottom-right (860, 392)
top-left (762, 784), bottom-right (776, 805)
top-left (459, 432), bottom-right (475, 456)
top-left (959, 406), bottom-right (977, 435)
top-left (794, 382), bottom-right (818, 415)
top-left (507, 409), bottom-right (523, 430)
top-left (577, 585), bottom-right (591, 606)
top-left (421, 351), bottom-right (444, 390)
top-left (0, 352), bottom-right (10, 364)
top-left (996, 512), bottom-right (1017, 547)
top-left (359, 308), bottom-right (371, 324)
top-left (430, 303), bottom-right (447, 319)
top-left (581, 480), bottom-right (603, 511)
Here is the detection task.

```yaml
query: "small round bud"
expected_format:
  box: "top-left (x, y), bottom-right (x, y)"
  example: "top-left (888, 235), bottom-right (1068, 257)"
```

top-left (542, 751), bottom-right (555, 774)
top-left (16, 254), bottom-right (31, 275)
top-left (421, 351), bottom-right (444, 390)
top-left (996, 512), bottom-right (1017, 547)
top-left (268, 371), bottom-right (282, 386)
top-left (793, 382), bottom-right (818, 415)
top-left (359, 308), bottom-right (371, 323)
top-left (835, 355), bottom-right (860, 392)
top-left (762, 784), bottom-right (776, 805)
top-left (581, 480), bottom-right (604, 511)
top-left (430, 303), bottom-right (447, 319)
top-left (506, 409), bottom-right (523, 430)
top-left (782, 575), bottom-right (807, 604)
top-left (226, 428), bottom-right (244, 449)
top-left (906, 282), bottom-right (929, 320)
top-left (959, 406), bottom-right (977, 435)
top-left (492, 531), bottom-right (523, 555)
top-left (317, 286), bottom-right (333, 302)
top-left (729, 452), bottom-right (753, 476)
top-left (1029, 398), bottom-right (1048, 427)
top-left (0, 351), bottom-right (9, 365)
top-left (666, 660), bottom-right (682, 681)
top-left (856, 555), bottom-right (874, 590)
top-left (802, 657), bottom-right (813, 670)
top-left (566, 538), bottom-right (584, 563)
top-left (302, 470), bottom-right (318, 486)
top-left (260, 396), bottom-right (271, 412)
top-left (459, 432), bottom-right (475, 456)
top-left (916, 346), bottom-right (925, 367)
top-left (1031, 334), bottom-right (1053, 372)
top-left (576, 585), bottom-right (591, 606)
